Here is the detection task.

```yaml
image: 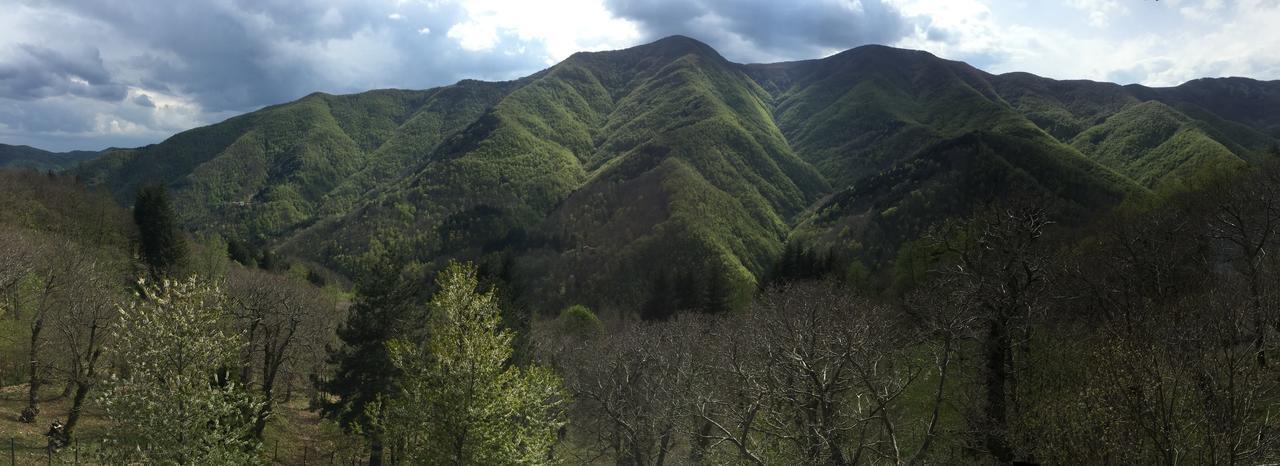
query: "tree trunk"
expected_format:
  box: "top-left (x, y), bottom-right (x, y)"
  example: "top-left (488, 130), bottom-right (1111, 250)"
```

top-left (369, 436), bottom-right (384, 466)
top-left (983, 316), bottom-right (1013, 463)
top-left (63, 381), bottom-right (92, 440)
top-left (253, 344), bottom-right (282, 439)
top-left (690, 420), bottom-right (712, 463)
top-left (21, 317), bottom-right (44, 423)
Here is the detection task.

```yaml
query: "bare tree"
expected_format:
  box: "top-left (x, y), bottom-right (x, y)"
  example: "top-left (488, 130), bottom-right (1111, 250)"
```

top-left (227, 266), bottom-right (337, 438)
top-left (50, 255), bottom-right (124, 441)
top-left (685, 282), bottom-right (948, 465)
top-left (929, 204), bottom-right (1052, 462)
top-left (10, 235), bottom-right (95, 423)
top-left (1201, 164), bottom-right (1280, 366)
top-left (547, 315), bottom-right (698, 465)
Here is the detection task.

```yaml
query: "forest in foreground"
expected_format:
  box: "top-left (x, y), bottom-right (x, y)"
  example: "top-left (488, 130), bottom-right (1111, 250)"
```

top-left (4, 153), bottom-right (1280, 464)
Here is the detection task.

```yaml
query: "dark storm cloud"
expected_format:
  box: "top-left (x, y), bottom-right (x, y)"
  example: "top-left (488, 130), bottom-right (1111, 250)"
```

top-left (605, 0), bottom-right (913, 61)
top-left (0, 0), bottom-right (552, 151)
top-left (0, 44), bottom-right (127, 101)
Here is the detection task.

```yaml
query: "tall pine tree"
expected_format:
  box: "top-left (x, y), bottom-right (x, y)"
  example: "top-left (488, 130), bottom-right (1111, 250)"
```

top-left (133, 185), bottom-right (188, 278)
top-left (315, 248), bottom-right (425, 466)
top-left (642, 272), bottom-right (677, 321)
top-left (704, 266), bottom-right (733, 314)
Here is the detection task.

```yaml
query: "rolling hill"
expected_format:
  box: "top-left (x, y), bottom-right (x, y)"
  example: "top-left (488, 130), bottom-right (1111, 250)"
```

top-left (65, 36), bottom-right (1280, 311)
top-left (0, 144), bottom-right (102, 171)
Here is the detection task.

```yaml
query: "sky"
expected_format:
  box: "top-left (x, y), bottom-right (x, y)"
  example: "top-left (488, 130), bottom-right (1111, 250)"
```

top-left (1, 0), bottom-right (1278, 152)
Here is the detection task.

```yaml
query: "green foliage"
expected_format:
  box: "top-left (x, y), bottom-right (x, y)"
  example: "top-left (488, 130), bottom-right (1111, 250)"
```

top-left (0, 170), bottom-right (134, 251)
top-left (0, 143), bottom-right (100, 171)
top-left (1070, 101), bottom-right (1245, 188)
top-left (134, 185), bottom-right (190, 278)
top-left (315, 243), bottom-right (426, 449)
top-left (387, 262), bottom-right (565, 465)
top-left (98, 277), bottom-right (260, 465)
top-left (556, 304), bottom-right (603, 338)
top-left (189, 233), bottom-right (230, 282)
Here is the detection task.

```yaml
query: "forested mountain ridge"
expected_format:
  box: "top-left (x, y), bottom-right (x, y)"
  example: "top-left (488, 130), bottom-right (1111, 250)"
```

top-left (67, 35), bottom-right (1280, 310)
top-left (0, 143), bottom-right (103, 171)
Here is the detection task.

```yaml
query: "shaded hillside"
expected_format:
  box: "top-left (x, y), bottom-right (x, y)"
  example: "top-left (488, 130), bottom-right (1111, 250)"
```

top-left (0, 169), bottom-right (134, 250)
top-left (0, 144), bottom-right (101, 171)
top-left (748, 46), bottom-right (1141, 269)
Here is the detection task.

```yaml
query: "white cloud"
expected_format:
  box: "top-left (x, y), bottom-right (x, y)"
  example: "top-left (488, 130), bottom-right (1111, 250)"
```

top-left (884, 0), bottom-right (1280, 87)
top-left (387, 13), bottom-right (405, 20)
top-left (418, 27), bottom-right (431, 35)
top-left (442, 0), bottom-right (641, 62)
top-left (1065, 0), bottom-right (1128, 27)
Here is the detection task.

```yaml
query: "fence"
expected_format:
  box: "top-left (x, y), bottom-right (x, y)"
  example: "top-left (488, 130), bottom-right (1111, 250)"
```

top-left (6, 437), bottom-right (370, 465)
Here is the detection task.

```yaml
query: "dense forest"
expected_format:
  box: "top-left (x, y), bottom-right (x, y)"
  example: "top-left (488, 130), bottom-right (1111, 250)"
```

top-left (4, 35), bottom-right (1280, 464)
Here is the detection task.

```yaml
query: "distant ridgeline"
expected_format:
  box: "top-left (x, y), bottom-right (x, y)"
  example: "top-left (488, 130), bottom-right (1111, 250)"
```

top-left (0, 144), bottom-right (104, 172)
top-left (53, 35), bottom-right (1279, 312)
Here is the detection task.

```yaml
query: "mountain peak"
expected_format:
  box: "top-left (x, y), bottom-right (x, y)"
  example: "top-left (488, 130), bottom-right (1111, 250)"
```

top-left (617, 35), bottom-right (725, 62)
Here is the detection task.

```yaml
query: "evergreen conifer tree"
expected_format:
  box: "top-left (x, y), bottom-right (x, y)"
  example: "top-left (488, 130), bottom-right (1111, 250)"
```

top-left (133, 185), bottom-right (188, 278)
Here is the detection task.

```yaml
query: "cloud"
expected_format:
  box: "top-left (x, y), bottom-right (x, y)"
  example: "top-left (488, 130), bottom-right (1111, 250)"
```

top-left (1065, 0), bottom-right (1128, 27)
top-left (132, 93), bottom-right (155, 108)
top-left (605, 0), bottom-right (913, 62)
top-left (0, 44), bottom-right (127, 101)
top-left (0, 0), bottom-right (582, 150)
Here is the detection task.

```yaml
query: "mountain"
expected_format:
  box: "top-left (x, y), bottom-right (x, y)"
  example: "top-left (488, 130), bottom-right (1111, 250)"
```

top-left (70, 36), bottom-right (1280, 310)
top-left (0, 144), bottom-right (102, 171)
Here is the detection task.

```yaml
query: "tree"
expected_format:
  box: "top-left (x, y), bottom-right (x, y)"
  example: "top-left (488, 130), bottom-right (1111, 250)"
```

top-left (0, 229), bottom-right (53, 423)
top-left (642, 273), bottom-right (676, 321)
top-left (548, 315), bottom-right (699, 466)
top-left (227, 266), bottom-right (334, 439)
top-left (704, 268), bottom-right (732, 314)
top-left (1200, 164), bottom-right (1280, 366)
top-left (316, 246), bottom-right (424, 465)
top-left (133, 185), bottom-right (189, 278)
top-left (11, 235), bottom-right (103, 425)
top-left (387, 262), bottom-right (566, 465)
top-left (52, 252), bottom-right (125, 442)
top-left (97, 277), bottom-right (259, 464)
top-left (931, 203), bottom-right (1052, 463)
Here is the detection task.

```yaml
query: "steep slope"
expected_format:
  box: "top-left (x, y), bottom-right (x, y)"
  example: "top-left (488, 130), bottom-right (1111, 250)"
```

top-left (74, 82), bottom-right (514, 241)
top-left (748, 46), bottom-right (1140, 266)
top-left (1143, 77), bottom-right (1280, 139)
top-left (0, 144), bottom-right (101, 171)
top-left (989, 72), bottom-right (1139, 141)
top-left (1070, 101), bottom-right (1245, 188)
top-left (284, 36), bottom-right (827, 308)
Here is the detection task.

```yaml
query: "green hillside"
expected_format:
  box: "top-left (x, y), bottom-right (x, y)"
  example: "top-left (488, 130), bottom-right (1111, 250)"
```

top-left (75, 83), bottom-right (514, 243)
top-left (750, 47), bottom-right (1141, 270)
top-left (66, 36), bottom-right (1280, 310)
top-left (0, 169), bottom-right (134, 250)
top-left (1070, 101), bottom-right (1245, 188)
top-left (0, 144), bottom-right (101, 171)
top-left (282, 36), bottom-right (827, 309)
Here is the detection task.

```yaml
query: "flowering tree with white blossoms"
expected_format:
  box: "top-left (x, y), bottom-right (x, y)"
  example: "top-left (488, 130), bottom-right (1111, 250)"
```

top-left (98, 277), bottom-right (261, 464)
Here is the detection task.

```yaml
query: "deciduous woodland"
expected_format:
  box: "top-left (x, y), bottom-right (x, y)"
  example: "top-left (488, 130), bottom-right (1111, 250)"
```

top-left (3, 36), bottom-right (1280, 464)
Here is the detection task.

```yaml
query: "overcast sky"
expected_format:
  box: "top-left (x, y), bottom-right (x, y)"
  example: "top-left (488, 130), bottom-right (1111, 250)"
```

top-left (2, 0), bottom-right (1278, 152)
